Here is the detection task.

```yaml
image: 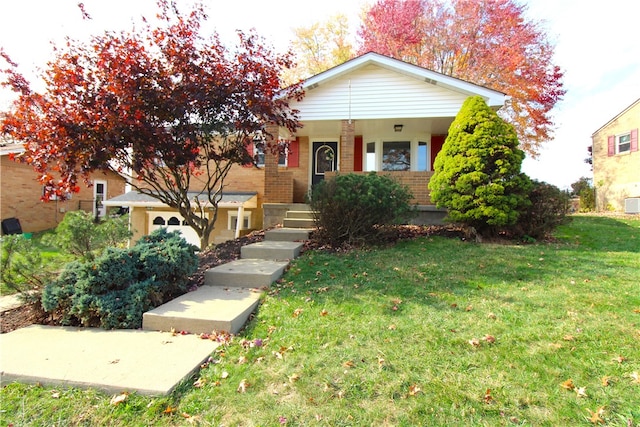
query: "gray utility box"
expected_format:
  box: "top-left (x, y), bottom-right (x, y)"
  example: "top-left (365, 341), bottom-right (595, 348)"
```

top-left (624, 198), bottom-right (640, 214)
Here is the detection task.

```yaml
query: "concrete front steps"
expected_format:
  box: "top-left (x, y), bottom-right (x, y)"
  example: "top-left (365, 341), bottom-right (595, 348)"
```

top-left (142, 227), bottom-right (308, 335)
top-left (282, 209), bottom-right (316, 228)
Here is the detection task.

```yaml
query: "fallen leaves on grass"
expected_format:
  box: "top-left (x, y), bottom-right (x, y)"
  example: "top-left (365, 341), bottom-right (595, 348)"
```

top-left (292, 308), bottom-right (303, 318)
top-left (561, 378), bottom-right (575, 390)
top-left (483, 388), bottom-right (494, 404)
top-left (110, 392), bottom-right (129, 405)
top-left (587, 406), bottom-right (605, 424)
top-left (237, 379), bottom-right (249, 393)
top-left (601, 376), bottom-right (611, 387)
top-left (320, 309), bottom-right (329, 316)
top-left (468, 338), bottom-right (481, 347)
top-left (630, 371), bottom-right (640, 384)
top-left (193, 378), bottom-right (206, 388)
top-left (575, 386), bottom-right (588, 398)
top-left (483, 334), bottom-right (496, 344)
top-left (288, 373), bottom-right (301, 383)
top-left (408, 384), bottom-right (421, 396)
top-left (612, 355), bottom-right (626, 364)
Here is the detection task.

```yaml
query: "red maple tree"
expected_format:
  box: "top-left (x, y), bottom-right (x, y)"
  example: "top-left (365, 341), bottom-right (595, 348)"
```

top-left (358, 0), bottom-right (565, 155)
top-left (1, 1), bottom-right (303, 249)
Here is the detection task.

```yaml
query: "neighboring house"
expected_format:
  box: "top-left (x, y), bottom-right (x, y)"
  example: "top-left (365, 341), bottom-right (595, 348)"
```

top-left (1, 143), bottom-right (126, 234)
top-left (104, 52), bottom-right (507, 247)
top-left (591, 98), bottom-right (640, 212)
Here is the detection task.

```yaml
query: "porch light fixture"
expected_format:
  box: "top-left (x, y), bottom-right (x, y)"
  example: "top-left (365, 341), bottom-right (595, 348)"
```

top-left (394, 124), bottom-right (403, 132)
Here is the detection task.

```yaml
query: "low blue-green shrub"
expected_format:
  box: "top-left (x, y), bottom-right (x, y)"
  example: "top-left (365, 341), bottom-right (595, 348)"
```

top-left (41, 229), bottom-right (198, 329)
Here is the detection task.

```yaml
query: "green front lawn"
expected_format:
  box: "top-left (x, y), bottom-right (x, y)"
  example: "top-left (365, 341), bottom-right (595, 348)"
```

top-left (2, 215), bottom-right (639, 426)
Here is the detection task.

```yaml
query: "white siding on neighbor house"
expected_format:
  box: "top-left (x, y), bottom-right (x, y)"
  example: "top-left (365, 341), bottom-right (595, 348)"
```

top-left (294, 64), bottom-right (469, 121)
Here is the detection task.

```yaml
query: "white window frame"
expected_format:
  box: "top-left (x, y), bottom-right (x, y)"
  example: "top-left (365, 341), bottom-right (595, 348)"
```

top-left (617, 132), bottom-right (631, 154)
top-left (254, 139), bottom-right (288, 167)
top-left (227, 211), bottom-right (252, 230)
top-left (363, 135), bottom-right (431, 172)
top-left (93, 180), bottom-right (107, 218)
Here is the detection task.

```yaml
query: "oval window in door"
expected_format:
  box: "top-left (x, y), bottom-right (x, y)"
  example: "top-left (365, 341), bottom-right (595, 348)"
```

top-left (315, 145), bottom-right (335, 175)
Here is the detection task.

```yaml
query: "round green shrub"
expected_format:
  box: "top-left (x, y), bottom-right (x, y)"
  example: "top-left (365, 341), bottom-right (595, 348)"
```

top-left (309, 172), bottom-right (414, 246)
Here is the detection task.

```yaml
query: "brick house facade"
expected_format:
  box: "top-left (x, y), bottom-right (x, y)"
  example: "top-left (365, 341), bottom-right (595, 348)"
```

top-left (106, 52), bottom-right (507, 247)
top-left (1, 145), bottom-right (126, 234)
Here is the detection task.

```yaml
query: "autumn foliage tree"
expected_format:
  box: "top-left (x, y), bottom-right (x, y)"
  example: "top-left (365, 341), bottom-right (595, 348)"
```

top-left (0, 1), bottom-right (303, 250)
top-left (286, 14), bottom-right (355, 83)
top-left (358, 0), bottom-right (565, 155)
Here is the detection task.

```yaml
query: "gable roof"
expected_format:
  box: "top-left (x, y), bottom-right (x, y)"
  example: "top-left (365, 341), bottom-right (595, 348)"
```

top-left (300, 52), bottom-right (506, 108)
top-left (591, 97), bottom-right (640, 137)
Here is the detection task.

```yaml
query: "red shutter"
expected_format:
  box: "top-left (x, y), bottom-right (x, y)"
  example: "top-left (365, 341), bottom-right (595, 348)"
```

top-left (631, 128), bottom-right (638, 152)
top-left (288, 138), bottom-right (299, 167)
top-left (430, 135), bottom-right (446, 171)
top-left (353, 135), bottom-right (363, 171)
top-left (243, 141), bottom-right (254, 167)
top-left (607, 135), bottom-right (615, 156)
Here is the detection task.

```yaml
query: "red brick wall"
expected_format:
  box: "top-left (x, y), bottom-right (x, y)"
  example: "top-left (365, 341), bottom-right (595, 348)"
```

top-left (1, 155), bottom-right (125, 233)
top-left (324, 170), bottom-right (434, 205)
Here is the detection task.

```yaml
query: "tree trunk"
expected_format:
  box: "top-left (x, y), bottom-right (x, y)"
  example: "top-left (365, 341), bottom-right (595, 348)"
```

top-left (199, 232), bottom-right (210, 252)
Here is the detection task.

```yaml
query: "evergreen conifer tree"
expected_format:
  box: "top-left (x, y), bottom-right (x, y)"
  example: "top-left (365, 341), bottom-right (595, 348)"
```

top-left (428, 96), bottom-right (531, 236)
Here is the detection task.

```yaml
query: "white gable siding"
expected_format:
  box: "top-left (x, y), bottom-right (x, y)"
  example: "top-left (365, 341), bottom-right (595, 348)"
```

top-left (293, 64), bottom-right (469, 121)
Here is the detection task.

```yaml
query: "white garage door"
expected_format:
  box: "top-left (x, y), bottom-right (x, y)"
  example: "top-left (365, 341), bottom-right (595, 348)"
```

top-left (148, 212), bottom-right (200, 249)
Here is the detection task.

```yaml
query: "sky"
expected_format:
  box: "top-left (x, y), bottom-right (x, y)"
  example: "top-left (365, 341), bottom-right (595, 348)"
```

top-left (1, 0), bottom-right (639, 190)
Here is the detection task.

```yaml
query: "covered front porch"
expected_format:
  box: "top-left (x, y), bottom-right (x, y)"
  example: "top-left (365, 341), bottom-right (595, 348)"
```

top-left (263, 116), bottom-right (449, 207)
top-left (261, 52), bottom-right (506, 209)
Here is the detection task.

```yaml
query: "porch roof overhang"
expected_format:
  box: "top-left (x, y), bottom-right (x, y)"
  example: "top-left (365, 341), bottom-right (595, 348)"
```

top-left (103, 191), bottom-right (258, 209)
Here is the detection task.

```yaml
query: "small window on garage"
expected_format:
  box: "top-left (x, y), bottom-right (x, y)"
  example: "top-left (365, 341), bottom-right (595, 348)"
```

top-left (228, 212), bottom-right (252, 230)
top-left (153, 216), bottom-right (166, 225)
top-left (168, 217), bottom-right (180, 226)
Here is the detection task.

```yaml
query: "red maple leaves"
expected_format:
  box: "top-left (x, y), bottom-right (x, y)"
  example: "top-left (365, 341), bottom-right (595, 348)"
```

top-left (1, 1), bottom-right (303, 249)
top-left (358, 0), bottom-right (565, 155)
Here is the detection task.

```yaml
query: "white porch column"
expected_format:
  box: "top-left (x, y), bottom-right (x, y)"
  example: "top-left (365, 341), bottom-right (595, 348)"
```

top-left (234, 205), bottom-right (245, 239)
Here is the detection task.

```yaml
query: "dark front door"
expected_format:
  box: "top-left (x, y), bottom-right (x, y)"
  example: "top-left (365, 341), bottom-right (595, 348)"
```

top-left (312, 142), bottom-right (338, 186)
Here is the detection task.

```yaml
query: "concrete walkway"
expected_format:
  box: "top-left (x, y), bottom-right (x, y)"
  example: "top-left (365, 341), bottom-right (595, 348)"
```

top-left (0, 293), bottom-right (32, 312)
top-left (0, 325), bottom-right (218, 395)
top-left (0, 225), bottom-right (312, 396)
